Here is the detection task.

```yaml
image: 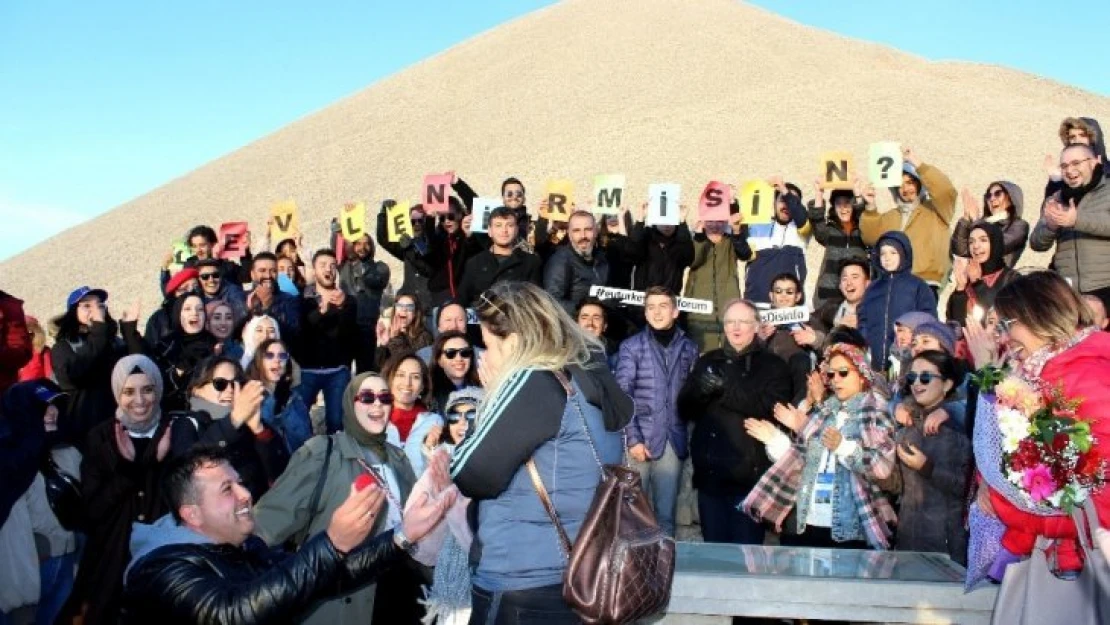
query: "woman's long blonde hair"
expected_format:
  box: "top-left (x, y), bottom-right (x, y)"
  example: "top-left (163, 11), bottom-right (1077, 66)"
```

top-left (475, 282), bottom-right (600, 410)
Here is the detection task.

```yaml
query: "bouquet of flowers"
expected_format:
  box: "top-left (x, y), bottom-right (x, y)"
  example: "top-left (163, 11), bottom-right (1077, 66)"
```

top-left (992, 373), bottom-right (1108, 513)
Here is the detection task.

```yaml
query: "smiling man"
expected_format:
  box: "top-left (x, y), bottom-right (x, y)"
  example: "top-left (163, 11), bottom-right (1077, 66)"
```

top-left (544, 211), bottom-right (611, 315)
top-left (1030, 143), bottom-right (1110, 310)
top-left (121, 446), bottom-right (453, 625)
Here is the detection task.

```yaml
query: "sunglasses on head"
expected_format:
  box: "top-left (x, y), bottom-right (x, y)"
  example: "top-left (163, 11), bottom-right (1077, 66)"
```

top-left (443, 347), bottom-right (473, 360)
top-left (355, 391), bottom-right (393, 406)
top-left (264, 351), bottom-right (289, 362)
top-left (446, 408), bottom-right (477, 423)
top-left (906, 371), bottom-right (941, 385)
top-left (824, 368), bottom-right (852, 380)
top-left (210, 377), bottom-right (242, 392)
top-left (198, 272), bottom-right (221, 281)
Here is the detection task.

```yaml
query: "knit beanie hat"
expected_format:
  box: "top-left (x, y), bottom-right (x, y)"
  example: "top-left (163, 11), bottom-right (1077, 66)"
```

top-left (912, 321), bottom-right (957, 355)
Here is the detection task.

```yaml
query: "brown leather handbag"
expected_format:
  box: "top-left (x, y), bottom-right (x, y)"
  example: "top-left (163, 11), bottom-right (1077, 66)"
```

top-left (525, 373), bottom-right (676, 624)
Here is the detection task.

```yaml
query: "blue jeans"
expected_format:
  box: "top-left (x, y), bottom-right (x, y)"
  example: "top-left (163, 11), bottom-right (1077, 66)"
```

top-left (36, 550), bottom-right (78, 625)
top-left (298, 368), bottom-right (351, 434)
top-left (698, 490), bottom-right (765, 545)
top-left (469, 584), bottom-right (578, 625)
top-left (630, 441), bottom-right (683, 536)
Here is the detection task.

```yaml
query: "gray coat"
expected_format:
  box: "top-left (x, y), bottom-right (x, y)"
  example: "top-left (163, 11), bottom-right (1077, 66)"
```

top-left (893, 404), bottom-right (972, 565)
top-left (252, 432), bottom-right (417, 625)
top-left (1030, 176), bottom-right (1110, 292)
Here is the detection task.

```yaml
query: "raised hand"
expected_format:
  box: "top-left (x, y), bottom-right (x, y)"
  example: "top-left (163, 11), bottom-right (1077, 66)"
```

top-left (327, 481), bottom-right (386, 554)
top-left (120, 300), bottom-right (142, 323)
top-left (744, 419), bottom-right (779, 444)
top-left (960, 187), bottom-right (980, 221)
top-left (806, 370), bottom-right (826, 406)
top-left (964, 318), bottom-right (1001, 369)
top-left (773, 402), bottom-right (806, 433)
top-left (897, 443), bottom-right (928, 471)
top-left (230, 381), bottom-right (266, 429)
top-left (400, 488), bottom-right (458, 543)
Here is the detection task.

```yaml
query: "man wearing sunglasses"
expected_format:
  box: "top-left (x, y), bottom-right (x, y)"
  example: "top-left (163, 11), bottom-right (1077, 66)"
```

top-left (1031, 143), bottom-right (1110, 312)
top-left (196, 258), bottom-right (247, 319)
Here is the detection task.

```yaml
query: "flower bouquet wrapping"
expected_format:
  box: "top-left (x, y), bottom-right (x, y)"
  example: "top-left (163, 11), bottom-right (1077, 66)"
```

top-left (992, 374), bottom-right (1107, 513)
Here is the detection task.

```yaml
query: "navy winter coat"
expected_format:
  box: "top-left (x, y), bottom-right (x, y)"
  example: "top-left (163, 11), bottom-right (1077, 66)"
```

top-left (614, 327), bottom-right (699, 459)
top-left (858, 231), bottom-right (937, 368)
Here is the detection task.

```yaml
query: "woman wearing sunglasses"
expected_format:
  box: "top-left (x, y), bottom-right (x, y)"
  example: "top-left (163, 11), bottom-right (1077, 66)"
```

top-left (950, 181), bottom-right (1029, 270)
top-left (743, 342), bottom-right (898, 550)
top-left (890, 350), bottom-right (971, 564)
top-left (429, 331), bottom-right (480, 412)
top-left (245, 338), bottom-right (312, 454)
top-left (254, 371), bottom-right (426, 624)
top-left (168, 356), bottom-right (289, 500)
top-left (405, 387), bottom-right (482, 477)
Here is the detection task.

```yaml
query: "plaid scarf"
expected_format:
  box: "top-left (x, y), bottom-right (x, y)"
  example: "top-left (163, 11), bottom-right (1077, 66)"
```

top-left (741, 389), bottom-right (897, 549)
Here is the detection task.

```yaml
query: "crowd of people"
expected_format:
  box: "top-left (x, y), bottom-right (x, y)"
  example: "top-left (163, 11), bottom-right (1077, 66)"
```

top-left (1, 115), bottom-right (1109, 624)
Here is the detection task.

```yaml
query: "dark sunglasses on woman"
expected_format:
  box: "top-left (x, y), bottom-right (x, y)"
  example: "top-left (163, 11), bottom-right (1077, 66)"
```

top-left (355, 391), bottom-right (393, 406)
top-left (905, 371), bottom-right (940, 385)
top-left (443, 347), bottom-right (474, 360)
top-left (446, 408), bottom-right (477, 423)
top-left (824, 368), bottom-right (852, 380)
top-left (211, 377), bottom-right (244, 392)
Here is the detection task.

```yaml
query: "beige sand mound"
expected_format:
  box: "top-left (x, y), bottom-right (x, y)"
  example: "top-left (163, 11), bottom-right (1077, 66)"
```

top-left (4, 0), bottom-right (1109, 321)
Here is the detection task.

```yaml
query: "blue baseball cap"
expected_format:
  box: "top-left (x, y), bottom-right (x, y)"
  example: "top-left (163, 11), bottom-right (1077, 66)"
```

top-left (66, 286), bottom-right (108, 310)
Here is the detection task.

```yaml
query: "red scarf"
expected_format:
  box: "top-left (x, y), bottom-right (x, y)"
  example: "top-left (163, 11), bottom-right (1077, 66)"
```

top-left (965, 268), bottom-right (1005, 311)
top-left (391, 402), bottom-right (424, 441)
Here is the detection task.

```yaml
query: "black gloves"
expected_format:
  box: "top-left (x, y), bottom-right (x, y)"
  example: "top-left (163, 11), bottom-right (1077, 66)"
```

top-left (691, 363), bottom-right (726, 401)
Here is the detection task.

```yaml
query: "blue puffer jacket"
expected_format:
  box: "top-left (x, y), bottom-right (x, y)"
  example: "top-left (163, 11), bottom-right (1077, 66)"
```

top-left (260, 389), bottom-right (312, 454)
top-left (858, 231), bottom-right (937, 368)
top-left (615, 327), bottom-right (699, 459)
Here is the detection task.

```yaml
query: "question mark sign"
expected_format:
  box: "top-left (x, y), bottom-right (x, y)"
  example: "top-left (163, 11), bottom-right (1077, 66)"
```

top-left (877, 156), bottom-right (894, 180)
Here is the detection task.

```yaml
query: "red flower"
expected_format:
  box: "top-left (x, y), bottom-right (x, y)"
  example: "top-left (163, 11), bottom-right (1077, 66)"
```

top-left (1010, 439), bottom-right (1042, 471)
top-left (1076, 453), bottom-right (1103, 480)
top-left (1050, 433), bottom-right (1070, 453)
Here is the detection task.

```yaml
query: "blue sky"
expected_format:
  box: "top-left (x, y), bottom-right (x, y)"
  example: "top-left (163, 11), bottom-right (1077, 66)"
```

top-left (2, 1), bottom-right (1107, 261)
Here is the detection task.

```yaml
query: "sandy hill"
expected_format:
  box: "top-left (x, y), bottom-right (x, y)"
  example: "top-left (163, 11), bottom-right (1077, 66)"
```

top-left (4, 0), bottom-right (1110, 321)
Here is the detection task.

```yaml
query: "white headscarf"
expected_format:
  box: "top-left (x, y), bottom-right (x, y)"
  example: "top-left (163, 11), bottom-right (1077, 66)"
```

top-left (240, 315), bottom-right (281, 369)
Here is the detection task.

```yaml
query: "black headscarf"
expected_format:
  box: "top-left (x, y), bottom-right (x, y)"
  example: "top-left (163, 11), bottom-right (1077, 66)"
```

top-left (168, 294), bottom-right (217, 371)
top-left (970, 221), bottom-right (1007, 277)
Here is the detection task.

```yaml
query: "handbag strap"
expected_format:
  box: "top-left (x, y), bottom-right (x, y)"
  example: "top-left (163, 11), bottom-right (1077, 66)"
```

top-left (526, 458), bottom-right (573, 557)
top-left (1070, 498), bottom-right (1103, 558)
top-left (301, 435), bottom-right (334, 540)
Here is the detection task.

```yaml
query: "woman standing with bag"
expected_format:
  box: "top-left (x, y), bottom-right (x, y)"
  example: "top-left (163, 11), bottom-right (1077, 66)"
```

top-left (449, 282), bottom-right (637, 623)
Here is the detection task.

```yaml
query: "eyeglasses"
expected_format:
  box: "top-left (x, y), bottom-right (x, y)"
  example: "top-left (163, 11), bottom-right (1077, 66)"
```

top-left (1060, 158), bottom-right (1093, 171)
top-left (772, 288), bottom-right (797, 295)
top-left (906, 371), bottom-right (941, 385)
top-left (440, 213), bottom-right (459, 222)
top-left (198, 272), bottom-right (221, 282)
top-left (446, 409), bottom-right (477, 423)
top-left (996, 317), bottom-right (1016, 335)
top-left (264, 352), bottom-right (290, 362)
top-left (503, 191), bottom-right (524, 199)
top-left (724, 318), bottom-right (758, 328)
top-left (355, 391), bottom-right (393, 405)
top-left (824, 368), bottom-right (853, 380)
top-left (210, 377), bottom-right (243, 392)
top-left (442, 347), bottom-right (473, 360)
top-left (395, 303), bottom-right (416, 312)
top-left (987, 189), bottom-right (1006, 199)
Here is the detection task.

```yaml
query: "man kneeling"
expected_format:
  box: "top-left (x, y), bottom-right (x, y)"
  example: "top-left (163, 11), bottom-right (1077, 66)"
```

top-left (121, 446), bottom-right (453, 624)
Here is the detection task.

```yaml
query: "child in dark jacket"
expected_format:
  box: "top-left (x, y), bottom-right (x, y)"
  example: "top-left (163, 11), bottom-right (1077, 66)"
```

top-left (858, 231), bottom-right (936, 369)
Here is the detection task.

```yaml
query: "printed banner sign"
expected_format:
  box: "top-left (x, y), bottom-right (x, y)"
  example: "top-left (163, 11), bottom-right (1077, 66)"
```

top-left (589, 285), bottom-right (713, 315)
top-left (422, 172), bottom-right (454, 215)
top-left (758, 306), bottom-right (811, 326)
top-left (543, 180), bottom-right (575, 223)
top-left (868, 142), bottom-right (903, 188)
top-left (386, 201), bottom-right (413, 243)
top-left (820, 151), bottom-right (855, 191)
top-left (340, 202), bottom-right (367, 243)
top-left (647, 183), bottom-right (681, 226)
top-left (739, 180), bottom-right (774, 225)
top-left (593, 174), bottom-right (625, 216)
top-left (269, 200), bottom-right (300, 241)
top-left (217, 222), bottom-right (248, 260)
top-left (698, 181), bottom-right (732, 221)
top-left (469, 197), bottom-right (501, 234)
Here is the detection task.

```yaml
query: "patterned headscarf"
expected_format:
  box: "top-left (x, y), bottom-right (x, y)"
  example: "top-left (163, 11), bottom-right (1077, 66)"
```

top-left (823, 342), bottom-right (881, 390)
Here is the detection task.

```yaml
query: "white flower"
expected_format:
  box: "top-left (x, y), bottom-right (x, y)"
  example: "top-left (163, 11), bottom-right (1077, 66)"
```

top-left (1007, 470), bottom-right (1025, 486)
top-left (997, 408), bottom-right (1031, 452)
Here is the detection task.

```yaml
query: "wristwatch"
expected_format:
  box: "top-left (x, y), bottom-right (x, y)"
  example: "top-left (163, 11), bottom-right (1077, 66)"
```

top-left (393, 528), bottom-right (418, 555)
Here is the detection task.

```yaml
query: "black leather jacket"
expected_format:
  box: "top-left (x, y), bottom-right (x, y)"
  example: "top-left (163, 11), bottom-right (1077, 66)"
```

top-left (120, 530), bottom-right (402, 625)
